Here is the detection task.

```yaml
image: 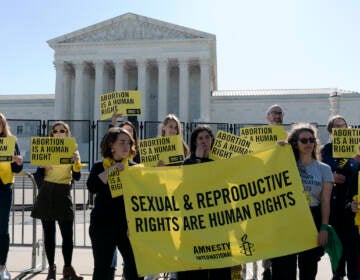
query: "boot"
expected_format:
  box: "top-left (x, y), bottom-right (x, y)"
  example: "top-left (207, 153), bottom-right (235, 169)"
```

top-left (46, 265), bottom-right (56, 280)
top-left (63, 266), bottom-right (83, 280)
top-left (0, 267), bottom-right (11, 280)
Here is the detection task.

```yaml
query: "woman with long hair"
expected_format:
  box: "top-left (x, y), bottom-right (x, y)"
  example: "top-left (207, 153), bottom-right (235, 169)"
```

top-left (272, 123), bottom-right (334, 280)
top-left (177, 125), bottom-right (232, 280)
top-left (31, 121), bottom-right (83, 280)
top-left (0, 113), bottom-right (23, 280)
top-left (87, 127), bottom-right (143, 280)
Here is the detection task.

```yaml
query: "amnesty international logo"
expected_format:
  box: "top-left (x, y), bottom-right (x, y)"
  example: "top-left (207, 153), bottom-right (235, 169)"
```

top-left (239, 234), bottom-right (255, 256)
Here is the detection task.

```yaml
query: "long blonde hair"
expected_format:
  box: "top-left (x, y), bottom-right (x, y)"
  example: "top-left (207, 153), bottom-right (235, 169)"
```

top-left (161, 114), bottom-right (189, 157)
top-left (0, 113), bottom-right (13, 137)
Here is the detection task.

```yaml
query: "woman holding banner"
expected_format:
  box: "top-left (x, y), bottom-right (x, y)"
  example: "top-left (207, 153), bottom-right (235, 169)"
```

top-left (31, 121), bottom-right (83, 280)
top-left (177, 125), bottom-right (232, 280)
top-left (272, 123), bottom-right (334, 280)
top-left (144, 114), bottom-right (189, 280)
top-left (87, 127), bottom-right (143, 280)
top-left (109, 114), bottom-right (140, 279)
top-left (0, 113), bottom-right (23, 280)
top-left (321, 115), bottom-right (360, 280)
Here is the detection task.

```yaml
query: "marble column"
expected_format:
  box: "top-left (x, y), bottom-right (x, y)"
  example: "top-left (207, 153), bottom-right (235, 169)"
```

top-left (179, 59), bottom-right (189, 122)
top-left (137, 59), bottom-right (147, 121)
top-left (54, 61), bottom-right (65, 120)
top-left (73, 61), bottom-right (84, 120)
top-left (115, 60), bottom-right (125, 91)
top-left (157, 58), bottom-right (168, 121)
top-left (94, 60), bottom-right (104, 121)
top-left (200, 58), bottom-right (211, 121)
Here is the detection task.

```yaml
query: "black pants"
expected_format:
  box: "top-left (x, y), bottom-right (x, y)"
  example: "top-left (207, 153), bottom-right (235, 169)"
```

top-left (177, 267), bottom-right (231, 280)
top-left (89, 221), bottom-right (143, 280)
top-left (41, 219), bottom-right (74, 267)
top-left (271, 206), bottom-right (323, 280)
top-left (332, 210), bottom-right (360, 280)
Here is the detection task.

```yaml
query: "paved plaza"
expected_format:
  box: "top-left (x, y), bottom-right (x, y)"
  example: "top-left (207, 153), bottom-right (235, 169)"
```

top-left (6, 245), bottom-right (335, 280)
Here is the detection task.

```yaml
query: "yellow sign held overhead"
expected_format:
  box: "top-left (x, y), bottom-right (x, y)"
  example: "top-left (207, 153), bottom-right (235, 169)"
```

top-left (139, 135), bottom-right (185, 166)
top-left (0, 137), bottom-right (16, 162)
top-left (332, 128), bottom-right (360, 158)
top-left (99, 90), bottom-right (142, 120)
top-left (121, 145), bottom-right (318, 276)
top-left (30, 137), bottom-right (77, 165)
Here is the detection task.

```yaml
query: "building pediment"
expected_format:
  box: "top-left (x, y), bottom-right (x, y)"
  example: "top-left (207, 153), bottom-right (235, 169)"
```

top-left (48, 13), bottom-right (214, 47)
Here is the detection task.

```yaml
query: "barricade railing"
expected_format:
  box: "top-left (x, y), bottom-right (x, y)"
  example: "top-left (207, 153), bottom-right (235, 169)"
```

top-left (11, 171), bottom-right (46, 279)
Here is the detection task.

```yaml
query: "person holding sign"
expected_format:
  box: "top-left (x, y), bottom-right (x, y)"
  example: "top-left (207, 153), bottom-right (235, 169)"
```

top-left (144, 114), bottom-right (189, 280)
top-left (271, 123), bottom-right (334, 280)
top-left (109, 114), bottom-right (140, 279)
top-left (157, 114), bottom-right (189, 166)
top-left (321, 115), bottom-right (360, 280)
top-left (177, 125), bottom-right (231, 280)
top-left (31, 121), bottom-right (83, 280)
top-left (0, 113), bottom-right (23, 280)
top-left (87, 127), bottom-right (143, 280)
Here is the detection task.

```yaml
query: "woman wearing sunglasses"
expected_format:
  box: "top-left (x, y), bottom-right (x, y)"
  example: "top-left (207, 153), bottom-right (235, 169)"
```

top-left (271, 123), bottom-right (333, 280)
top-left (321, 115), bottom-right (360, 280)
top-left (31, 121), bottom-right (83, 280)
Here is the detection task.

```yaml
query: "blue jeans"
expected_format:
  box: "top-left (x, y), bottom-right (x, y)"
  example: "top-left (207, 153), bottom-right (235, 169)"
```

top-left (0, 185), bottom-right (12, 265)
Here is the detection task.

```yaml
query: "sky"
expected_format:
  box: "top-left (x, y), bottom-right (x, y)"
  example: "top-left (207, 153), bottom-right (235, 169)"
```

top-left (1, 0), bottom-right (359, 94)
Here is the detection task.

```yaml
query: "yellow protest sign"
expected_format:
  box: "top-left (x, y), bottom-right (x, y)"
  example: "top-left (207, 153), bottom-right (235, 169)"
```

top-left (139, 135), bottom-right (185, 166)
top-left (332, 128), bottom-right (360, 158)
top-left (121, 145), bottom-right (318, 276)
top-left (108, 169), bottom-right (124, 198)
top-left (99, 90), bottom-right (142, 120)
top-left (210, 130), bottom-right (253, 160)
top-left (30, 137), bottom-right (77, 165)
top-left (0, 137), bottom-right (16, 162)
top-left (240, 125), bottom-right (287, 152)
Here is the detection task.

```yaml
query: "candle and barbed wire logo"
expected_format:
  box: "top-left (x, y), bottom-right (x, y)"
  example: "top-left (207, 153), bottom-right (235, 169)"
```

top-left (239, 234), bottom-right (255, 256)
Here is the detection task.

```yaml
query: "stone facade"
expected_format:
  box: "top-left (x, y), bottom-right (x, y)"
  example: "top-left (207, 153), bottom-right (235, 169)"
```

top-left (211, 88), bottom-right (360, 126)
top-left (1, 13), bottom-right (360, 129)
top-left (47, 13), bottom-right (217, 122)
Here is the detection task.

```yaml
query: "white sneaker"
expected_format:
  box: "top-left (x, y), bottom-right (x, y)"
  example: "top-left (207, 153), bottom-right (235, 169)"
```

top-left (0, 267), bottom-right (11, 280)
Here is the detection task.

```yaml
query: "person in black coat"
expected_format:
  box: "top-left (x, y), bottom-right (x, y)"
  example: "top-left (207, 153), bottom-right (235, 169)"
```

top-left (178, 125), bottom-right (232, 280)
top-left (87, 127), bottom-right (143, 280)
top-left (321, 115), bottom-right (360, 280)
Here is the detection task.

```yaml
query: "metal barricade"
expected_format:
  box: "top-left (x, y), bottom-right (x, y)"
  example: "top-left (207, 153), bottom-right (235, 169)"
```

top-left (12, 171), bottom-right (46, 279)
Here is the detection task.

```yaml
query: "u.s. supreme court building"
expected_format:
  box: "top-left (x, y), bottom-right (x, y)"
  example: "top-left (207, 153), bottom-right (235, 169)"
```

top-left (1, 13), bottom-right (359, 135)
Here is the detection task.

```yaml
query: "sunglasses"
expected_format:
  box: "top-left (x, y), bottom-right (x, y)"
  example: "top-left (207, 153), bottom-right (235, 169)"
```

top-left (52, 129), bottom-right (67, 134)
top-left (299, 137), bottom-right (316, 144)
top-left (270, 111), bottom-right (283, 116)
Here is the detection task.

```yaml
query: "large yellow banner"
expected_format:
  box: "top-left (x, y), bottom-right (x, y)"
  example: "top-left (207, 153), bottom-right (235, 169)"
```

top-left (0, 137), bottom-right (16, 162)
top-left (121, 145), bottom-right (318, 276)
